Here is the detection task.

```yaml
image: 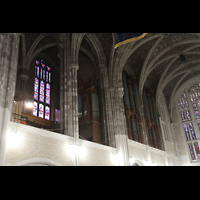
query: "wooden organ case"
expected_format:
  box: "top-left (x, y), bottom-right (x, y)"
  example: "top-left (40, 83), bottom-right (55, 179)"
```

top-left (78, 77), bottom-right (102, 144)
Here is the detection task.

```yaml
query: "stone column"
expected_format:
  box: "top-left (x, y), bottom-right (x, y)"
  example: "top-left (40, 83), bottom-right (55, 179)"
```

top-left (143, 89), bottom-right (152, 146)
top-left (58, 36), bottom-right (64, 134)
top-left (132, 76), bottom-right (145, 144)
top-left (0, 33), bottom-right (20, 165)
top-left (122, 70), bottom-right (132, 139)
top-left (147, 92), bottom-right (157, 148)
top-left (150, 91), bottom-right (164, 150)
top-left (104, 86), bottom-right (117, 148)
top-left (114, 87), bottom-right (130, 166)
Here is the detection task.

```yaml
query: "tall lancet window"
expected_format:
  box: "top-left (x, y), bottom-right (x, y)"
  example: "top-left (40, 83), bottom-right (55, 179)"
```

top-left (178, 82), bottom-right (200, 162)
top-left (33, 59), bottom-right (51, 120)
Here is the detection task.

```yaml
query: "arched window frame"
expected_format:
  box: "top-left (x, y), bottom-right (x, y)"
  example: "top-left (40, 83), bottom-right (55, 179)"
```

top-left (177, 82), bottom-right (200, 162)
top-left (33, 59), bottom-right (51, 120)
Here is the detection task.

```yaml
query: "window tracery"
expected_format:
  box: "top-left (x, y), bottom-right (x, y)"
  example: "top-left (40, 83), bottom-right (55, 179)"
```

top-left (33, 59), bottom-right (51, 120)
top-left (178, 82), bottom-right (200, 162)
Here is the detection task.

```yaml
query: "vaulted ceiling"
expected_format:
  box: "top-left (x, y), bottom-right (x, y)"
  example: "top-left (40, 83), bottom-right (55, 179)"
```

top-left (19, 33), bottom-right (200, 108)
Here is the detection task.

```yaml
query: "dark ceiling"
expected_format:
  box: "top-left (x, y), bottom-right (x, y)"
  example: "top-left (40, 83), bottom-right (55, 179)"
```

top-left (19, 33), bottom-right (200, 107)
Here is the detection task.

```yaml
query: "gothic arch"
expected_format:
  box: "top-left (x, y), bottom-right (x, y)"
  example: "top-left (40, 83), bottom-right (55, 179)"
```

top-left (169, 74), bottom-right (200, 117)
top-left (12, 158), bottom-right (62, 166)
top-left (131, 160), bottom-right (144, 166)
top-left (25, 33), bottom-right (58, 71)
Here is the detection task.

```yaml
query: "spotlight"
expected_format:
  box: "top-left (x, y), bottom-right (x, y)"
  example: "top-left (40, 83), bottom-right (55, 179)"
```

top-left (26, 102), bottom-right (33, 108)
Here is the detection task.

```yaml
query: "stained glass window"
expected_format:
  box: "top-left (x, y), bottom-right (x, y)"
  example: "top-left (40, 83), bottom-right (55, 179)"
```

top-left (45, 106), bottom-right (50, 120)
top-left (194, 142), bottom-right (200, 160)
top-left (188, 143), bottom-right (196, 160)
top-left (40, 80), bottom-right (44, 102)
top-left (34, 78), bottom-right (39, 100)
top-left (33, 101), bottom-right (38, 116)
top-left (33, 59), bottom-right (51, 120)
top-left (47, 66), bottom-right (51, 71)
top-left (49, 72), bottom-right (51, 83)
top-left (37, 66), bottom-right (39, 78)
top-left (40, 68), bottom-right (43, 79)
top-left (189, 122), bottom-right (196, 139)
top-left (39, 103), bottom-right (44, 118)
top-left (178, 83), bottom-right (200, 162)
top-left (198, 120), bottom-right (200, 131)
top-left (46, 71), bottom-right (48, 82)
top-left (180, 111), bottom-right (186, 122)
top-left (183, 124), bottom-right (191, 140)
top-left (46, 83), bottom-right (50, 104)
top-left (186, 110), bottom-right (191, 121)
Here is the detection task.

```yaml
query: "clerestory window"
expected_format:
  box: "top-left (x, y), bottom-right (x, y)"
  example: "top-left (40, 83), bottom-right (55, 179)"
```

top-left (33, 59), bottom-right (51, 120)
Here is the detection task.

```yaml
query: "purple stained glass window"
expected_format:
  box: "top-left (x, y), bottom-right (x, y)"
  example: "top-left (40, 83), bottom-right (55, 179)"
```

top-left (45, 106), bottom-right (50, 120)
top-left (46, 83), bottom-right (50, 104)
top-left (33, 101), bottom-right (38, 116)
top-left (189, 122), bottom-right (196, 139)
top-left (188, 143), bottom-right (196, 160)
top-left (37, 66), bottom-right (39, 78)
top-left (183, 124), bottom-right (191, 141)
top-left (180, 111), bottom-right (186, 122)
top-left (194, 142), bottom-right (200, 160)
top-left (198, 120), bottom-right (200, 131)
top-left (186, 110), bottom-right (191, 121)
top-left (40, 81), bottom-right (44, 102)
top-left (46, 71), bottom-right (48, 82)
top-left (33, 59), bottom-right (51, 120)
top-left (49, 72), bottom-right (51, 83)
top-left (39, 103), bottom-right (44, 118)
top-left (47, 66), bottom-right (51, 71)
top-left (34, 78), bottom-right (39, 100)
top-left (40, 68), bottom-right (42, 79)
